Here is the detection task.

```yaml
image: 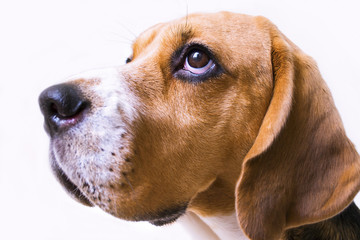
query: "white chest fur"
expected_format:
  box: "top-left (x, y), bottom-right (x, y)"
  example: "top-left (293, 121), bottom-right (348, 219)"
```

top-left (179, 212), bottom-right (249, 240)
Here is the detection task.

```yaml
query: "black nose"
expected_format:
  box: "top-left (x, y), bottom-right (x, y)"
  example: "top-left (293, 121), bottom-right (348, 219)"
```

top-left (39, 83), bottom-right (89, 135)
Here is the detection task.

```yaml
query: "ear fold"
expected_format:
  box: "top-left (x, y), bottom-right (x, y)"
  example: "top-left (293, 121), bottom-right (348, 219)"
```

top-left (235, 18), bottom-right (360, 240)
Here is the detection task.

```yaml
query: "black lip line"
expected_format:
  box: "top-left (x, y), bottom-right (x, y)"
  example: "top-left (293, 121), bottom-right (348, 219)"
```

top-left (147, 203), bottom-right (188, 226)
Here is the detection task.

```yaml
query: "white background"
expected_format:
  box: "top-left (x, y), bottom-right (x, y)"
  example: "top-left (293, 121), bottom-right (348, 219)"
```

top-left (0, 0), bottom-right (360, 239)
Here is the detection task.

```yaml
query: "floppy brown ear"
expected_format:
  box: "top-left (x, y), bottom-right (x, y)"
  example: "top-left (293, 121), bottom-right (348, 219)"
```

top-left (235, 18), bottom-right (360, 240)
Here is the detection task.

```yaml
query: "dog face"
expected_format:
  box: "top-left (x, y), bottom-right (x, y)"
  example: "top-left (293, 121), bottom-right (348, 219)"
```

top-left (40, 12), bottom-right (360, 239)
top-left (40, 12), bottom-right (271, 224)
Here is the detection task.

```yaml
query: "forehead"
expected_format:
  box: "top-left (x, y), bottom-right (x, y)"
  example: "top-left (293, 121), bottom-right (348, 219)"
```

top-left (132, 12), bottom-right (270, 62)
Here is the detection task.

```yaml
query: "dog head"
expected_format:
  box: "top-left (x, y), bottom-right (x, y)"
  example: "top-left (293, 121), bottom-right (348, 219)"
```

top-left (39, 12), bottom-right (360, 239)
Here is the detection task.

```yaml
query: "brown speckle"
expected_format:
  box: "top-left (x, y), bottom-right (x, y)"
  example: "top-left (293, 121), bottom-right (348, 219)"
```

top-left (125, 158), bottom-right (131, 162)
top-left (111, 152), bottom-right (116, 156)
top-left (109, 184), bottom-right (114, 189)
top-left (109, 168), bottom-right (113, 172)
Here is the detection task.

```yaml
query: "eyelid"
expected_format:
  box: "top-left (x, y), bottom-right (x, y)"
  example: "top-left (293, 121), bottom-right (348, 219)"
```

top-left (171, 43), bottom-right (218, 73)
top-left (184, 57), bottom-right (214, 74)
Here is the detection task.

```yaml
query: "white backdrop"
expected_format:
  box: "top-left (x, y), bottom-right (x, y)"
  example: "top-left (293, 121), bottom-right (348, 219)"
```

top-left (0, 0), bottom-right (359, 239)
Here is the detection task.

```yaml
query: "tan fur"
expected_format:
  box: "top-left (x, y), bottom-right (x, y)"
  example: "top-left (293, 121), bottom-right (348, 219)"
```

top-left (42, 12), bottom-right (360, 240)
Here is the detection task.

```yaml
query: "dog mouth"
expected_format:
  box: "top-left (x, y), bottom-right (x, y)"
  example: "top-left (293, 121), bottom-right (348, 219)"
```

top-left (145, 204), bottom-right (188, 226)
top-left (50, 155), bottom-right (94, 207)
top-left (50, 151), bottom-right (188, 225)
top-left (52, 156), bottom-right (187, 225)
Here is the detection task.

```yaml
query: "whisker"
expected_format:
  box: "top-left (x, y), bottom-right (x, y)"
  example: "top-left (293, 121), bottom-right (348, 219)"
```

top-left (185, 0), bottom-right (189, 28)
top-left (106, 31), bottom-right (134, 45)
top-left (123, 173), bottom-right (134, 192)
top-left (116, 21), bottom-right (138, 39)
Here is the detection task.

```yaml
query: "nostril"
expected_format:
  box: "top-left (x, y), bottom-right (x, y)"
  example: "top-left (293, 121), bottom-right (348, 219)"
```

top-left (39, 83), bottom-right (90, 134)
top-left (49, 103), bottom-right (63, 119)
top-left (47, 97), bottom-right (87, 119)
top-left (50, 103), bottom-right (58, 113)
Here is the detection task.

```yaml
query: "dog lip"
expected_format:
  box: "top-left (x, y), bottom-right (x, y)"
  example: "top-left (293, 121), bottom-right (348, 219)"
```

top-left (51, 157), bottom-right (94, 207)
top-left (147, 203), bottom-right (188, 226)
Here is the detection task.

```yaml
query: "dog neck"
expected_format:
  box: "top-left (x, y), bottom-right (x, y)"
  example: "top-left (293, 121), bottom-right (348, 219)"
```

top-left (179, 211), bottom-right (248, 240)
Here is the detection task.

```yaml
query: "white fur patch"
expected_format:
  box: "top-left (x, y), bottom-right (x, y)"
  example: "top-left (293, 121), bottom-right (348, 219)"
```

top-left (199, 213), bottom-right (248, 240)
top-left (68, 68), bottom-right (138, 121)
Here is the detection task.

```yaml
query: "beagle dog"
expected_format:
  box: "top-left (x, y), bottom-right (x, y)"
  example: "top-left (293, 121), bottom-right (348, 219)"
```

top-left (39, 12), bottom-right (360, 240)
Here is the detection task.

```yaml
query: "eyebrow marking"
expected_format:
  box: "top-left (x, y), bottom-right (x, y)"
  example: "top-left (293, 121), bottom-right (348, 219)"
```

top-left (171, 23), bottom-right (195, 45)
top-left (180, 25), bottom-right (195, 42)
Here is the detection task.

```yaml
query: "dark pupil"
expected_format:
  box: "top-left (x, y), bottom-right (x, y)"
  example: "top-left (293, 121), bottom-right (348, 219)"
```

top-left (188, 50), bottom-right (209, 68)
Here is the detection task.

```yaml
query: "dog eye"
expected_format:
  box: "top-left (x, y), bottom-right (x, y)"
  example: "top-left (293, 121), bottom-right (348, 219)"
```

top-left (125, 55), bottom-right (133, 64)
top-left (172, 44), bottom-right (223, 83)
top-left (184, 50), bottom-right (214, 74)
